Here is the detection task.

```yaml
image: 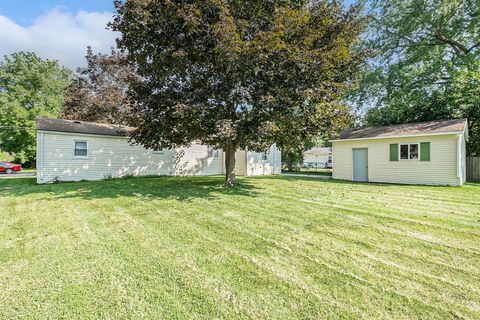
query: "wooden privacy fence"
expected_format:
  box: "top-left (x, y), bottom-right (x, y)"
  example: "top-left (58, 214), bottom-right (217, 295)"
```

top-left (466, 157), bottom-right (480, 181)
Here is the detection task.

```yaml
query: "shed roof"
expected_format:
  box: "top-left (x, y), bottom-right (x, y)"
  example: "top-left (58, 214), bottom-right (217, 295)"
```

top-left (304, 147), bottom-right (332, 155)
top-left (36, 117), bottom-right (133, 137)
top-left (337, 119), bottom-right (467, 141)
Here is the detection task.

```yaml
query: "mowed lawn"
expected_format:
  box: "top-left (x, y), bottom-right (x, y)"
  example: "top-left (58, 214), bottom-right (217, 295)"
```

top-left (0, 176), bottom-right (479, 319)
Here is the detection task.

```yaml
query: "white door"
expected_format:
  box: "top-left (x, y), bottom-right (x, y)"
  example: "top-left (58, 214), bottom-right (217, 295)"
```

top-left (352, 148), bottom-right (368, 182)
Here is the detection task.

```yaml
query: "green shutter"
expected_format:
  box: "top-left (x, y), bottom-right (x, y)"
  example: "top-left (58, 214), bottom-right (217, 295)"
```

top-left (390, 144), bottom-right (398, 161)
top-left (420, 142), bottom-right (430, 161)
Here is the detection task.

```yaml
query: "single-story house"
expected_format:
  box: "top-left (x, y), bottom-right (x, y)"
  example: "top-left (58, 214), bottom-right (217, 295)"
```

top-left (303, 147), bottom-right (332, 166)
top-left (331, 119), bottom-right (468, 186)
top-left (36, 118), bottom-right (281, 184)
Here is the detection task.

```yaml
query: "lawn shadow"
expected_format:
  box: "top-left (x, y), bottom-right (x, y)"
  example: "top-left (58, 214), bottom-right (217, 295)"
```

top-left (0, 176), bottom-right (260, 202)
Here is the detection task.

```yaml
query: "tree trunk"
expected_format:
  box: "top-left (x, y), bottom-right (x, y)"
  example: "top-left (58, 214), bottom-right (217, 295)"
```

top-left (224, 140), bottom-right (236, 187)
top-left (286, 154), bottom-right (293, 171)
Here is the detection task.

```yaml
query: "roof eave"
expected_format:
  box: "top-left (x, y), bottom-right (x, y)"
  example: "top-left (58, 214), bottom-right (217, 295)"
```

top-left (36, 128), bottom-right (130, 138)
top-left (330, 131), bottom-right (464, 142)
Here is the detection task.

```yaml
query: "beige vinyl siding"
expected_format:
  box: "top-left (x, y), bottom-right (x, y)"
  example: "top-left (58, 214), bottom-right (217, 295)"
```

top-left (38, 132), bottom-right (222, 183)
top-left (234, 150), bottom-right (246, 176)
top-left (246, 145), bottom-right (281, 176)
top-left (38, 131), bottom-right (173, 183)
top-left (332, 134), bottom-right (461, 186)
top-left (174, 144), bottom-right (223, 176)
top-left (37, 130), bottom-right (280, 183)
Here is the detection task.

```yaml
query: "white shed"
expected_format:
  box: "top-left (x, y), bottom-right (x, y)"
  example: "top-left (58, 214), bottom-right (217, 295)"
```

top-left (331, 119), bottom-right (468, 186)
top-left (303, 147), bottom-right (332, 166)
top-left (36, 118), bottom-right (281, 184)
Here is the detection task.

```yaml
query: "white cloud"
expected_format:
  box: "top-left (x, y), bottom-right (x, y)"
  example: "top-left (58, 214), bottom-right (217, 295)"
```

top-left (0, 8), bottom-right (119, 70)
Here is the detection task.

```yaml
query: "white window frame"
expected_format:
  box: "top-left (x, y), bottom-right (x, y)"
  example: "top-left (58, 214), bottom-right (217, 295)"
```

top-left (73, 140), bottom-right (88, 158)
top-left (207, 147), bottom-right (219, 159)
top-left (399, 143), bottom-right (419, 161)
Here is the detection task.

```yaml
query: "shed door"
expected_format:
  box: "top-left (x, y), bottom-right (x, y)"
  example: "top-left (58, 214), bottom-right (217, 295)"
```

top-left (352, 148), bottom-right (368, 182)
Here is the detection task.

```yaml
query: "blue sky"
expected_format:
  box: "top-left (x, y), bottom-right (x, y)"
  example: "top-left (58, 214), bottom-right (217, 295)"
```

top-left (0, 1), bottom-right (118, 69)
top-left (0, 0), bottom-right (361, 69)
top-left (0, 0), bottom-right (115, 26)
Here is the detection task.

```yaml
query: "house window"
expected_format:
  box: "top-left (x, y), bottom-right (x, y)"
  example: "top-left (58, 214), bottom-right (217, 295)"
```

top-left (262, 151), bottom-right (268, 161)
top-left (74, 141), bottom-right (88, 157)
top-left (207, 147), bottom-right (219, 158)
top-left (152, 148), bottom-right (164, 154)
top-left (400, 143), bottom-right (419, 160)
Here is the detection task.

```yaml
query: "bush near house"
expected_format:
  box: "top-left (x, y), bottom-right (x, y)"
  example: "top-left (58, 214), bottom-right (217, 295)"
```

top-left (0, 176), bottom-right (479, 319)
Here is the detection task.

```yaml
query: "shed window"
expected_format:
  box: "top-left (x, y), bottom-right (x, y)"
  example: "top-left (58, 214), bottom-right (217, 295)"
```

top-left (400, 143), bottom-right (419, 160)
top-left (262, 151), bottom-right (268, 161)
top-left (207, 147), bottom-right (219, 158)
top-left (74, 141), bottom-right (88, 157)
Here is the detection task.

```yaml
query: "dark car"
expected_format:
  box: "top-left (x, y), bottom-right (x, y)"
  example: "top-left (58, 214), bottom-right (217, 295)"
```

top-left (324, 160), bottom-right (333, 169)
top-left (0, 162), bottom-right (22, 174)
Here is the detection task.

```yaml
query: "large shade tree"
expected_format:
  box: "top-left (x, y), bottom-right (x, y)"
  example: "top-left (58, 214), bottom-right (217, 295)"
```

top-left (112, 0), bottom-right (370, 186)
top-left (350, 0), bottom-right (480, 155)
top-left (0, 52), bottom-right (72, 165)
top-left (63, 47), bottom-right (136, 125)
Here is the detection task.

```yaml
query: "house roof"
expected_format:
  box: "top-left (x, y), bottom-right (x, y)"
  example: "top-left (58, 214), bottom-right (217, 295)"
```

top-left (336, 119), bottom-right (467, 141)
top-left (36, 117), bottom-right (133, 137)
top-left (304, 147), bottom-right (331, 155)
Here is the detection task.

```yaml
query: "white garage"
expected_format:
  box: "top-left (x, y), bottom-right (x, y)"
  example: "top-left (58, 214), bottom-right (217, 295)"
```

top-left (331, 119), bottom-right (468, 186)
top-left (36, 117), bottom-right (281, 184)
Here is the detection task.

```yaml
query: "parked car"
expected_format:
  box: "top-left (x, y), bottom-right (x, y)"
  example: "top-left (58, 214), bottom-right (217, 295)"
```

top-left (0, 162), bottom-right (22, 174)
top-left (324, 160), bottom-right (333, 169)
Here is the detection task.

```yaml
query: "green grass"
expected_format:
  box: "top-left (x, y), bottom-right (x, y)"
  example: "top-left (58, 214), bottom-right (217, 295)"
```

top-left (0, 176), bottom-right (479, 319)
top-left (283, 168), bottom-right (332, 176)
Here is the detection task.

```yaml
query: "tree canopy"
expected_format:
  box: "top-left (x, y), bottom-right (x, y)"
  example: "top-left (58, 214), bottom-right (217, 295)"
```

top-left (350, 0), bottom-right (480, 155)
top-left (0, 52), bottom-right (72, 165)
top-left (63, 47), bottom-right (135, 125)
top-left (111, 0), bottom-right (370, 186)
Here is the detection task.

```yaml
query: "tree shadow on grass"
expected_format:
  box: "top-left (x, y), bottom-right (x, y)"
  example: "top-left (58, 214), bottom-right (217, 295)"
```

top-left (0, 176), bottom-right (260, 202)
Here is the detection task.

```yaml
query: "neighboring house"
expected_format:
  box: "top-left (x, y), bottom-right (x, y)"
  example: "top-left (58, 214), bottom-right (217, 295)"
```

top-left (303, 147), bottom-right (332, 167)
top-left (331, 119), bottom-right (468, 186)
top-left (36, 118), bottom-right (281, 184)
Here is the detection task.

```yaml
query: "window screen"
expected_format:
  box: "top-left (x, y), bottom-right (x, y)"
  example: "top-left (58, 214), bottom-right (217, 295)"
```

top-left (400, 144), bottom-right (409, 159)
top-left (400, 143), bottom-right (419, 160)
top-left (74, 141), bottom-right (88, 157)
top-left (409, 144), bottom-right (419, 159)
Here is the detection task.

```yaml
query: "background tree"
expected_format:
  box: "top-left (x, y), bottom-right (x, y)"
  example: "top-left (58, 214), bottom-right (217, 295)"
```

top-left (0, 52), bottom-right (72, 165)
top-left (62, 47), bottom-right (135, 125)
top-left (279, 103), bottom-right (352, 171)
top-left (112, 0), bottom-right (370, 186)
top-left (350, 0), bottom-right (480, 155)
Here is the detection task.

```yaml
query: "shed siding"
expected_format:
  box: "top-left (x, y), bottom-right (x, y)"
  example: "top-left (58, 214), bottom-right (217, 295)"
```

top-left (246, 145), bottom-right (281, 176)
top-left (333, 134), bottom-right (461, 186)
